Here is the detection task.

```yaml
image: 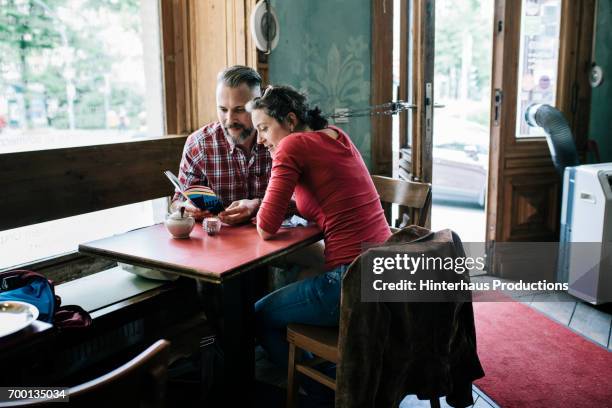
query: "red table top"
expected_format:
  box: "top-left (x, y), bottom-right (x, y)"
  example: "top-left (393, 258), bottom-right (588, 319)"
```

top-left (79, 223), bottom-right (323, 283)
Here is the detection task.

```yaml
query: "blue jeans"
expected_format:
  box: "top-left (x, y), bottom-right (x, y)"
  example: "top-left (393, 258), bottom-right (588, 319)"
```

top-left (254, 264), bottom-right (348, 370)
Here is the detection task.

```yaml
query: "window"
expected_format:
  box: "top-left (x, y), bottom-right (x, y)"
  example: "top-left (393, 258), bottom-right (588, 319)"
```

top-left (515, 0), bottom-right (562, 138)
top-left (0, 0), bottom-right (167, 270)
top-left (0, 0), bottom-right (164, 153)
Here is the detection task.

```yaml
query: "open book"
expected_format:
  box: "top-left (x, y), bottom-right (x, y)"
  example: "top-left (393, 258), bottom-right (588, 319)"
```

top-left (164, 170), bottom-right (224, 214)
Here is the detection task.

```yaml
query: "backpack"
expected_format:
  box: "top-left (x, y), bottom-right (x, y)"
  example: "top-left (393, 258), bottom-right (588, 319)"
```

top-left (0, 269), bottom-right (91, 328)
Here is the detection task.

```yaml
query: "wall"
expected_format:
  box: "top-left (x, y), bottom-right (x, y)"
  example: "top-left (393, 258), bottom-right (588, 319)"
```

top-left (267, 0), bottom-right (373, 167)
top-left (589, 0), bottom-right (612, 163)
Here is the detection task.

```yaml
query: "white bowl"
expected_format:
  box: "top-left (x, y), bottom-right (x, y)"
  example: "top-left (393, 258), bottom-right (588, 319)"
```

top-left (164, 214), bottom-right (195, 238)
top-left (0, 301), bottom-right (39, 338)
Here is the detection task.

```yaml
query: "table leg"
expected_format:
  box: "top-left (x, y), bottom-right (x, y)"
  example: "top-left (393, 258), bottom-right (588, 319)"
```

top-left (220, 273), bottom-right (255, 401)
top-left (199, 270), bottom-right (261, 405)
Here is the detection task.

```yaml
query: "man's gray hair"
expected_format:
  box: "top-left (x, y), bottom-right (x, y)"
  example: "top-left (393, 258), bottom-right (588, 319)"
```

top-left (217, 65), bottom-right (262, 90)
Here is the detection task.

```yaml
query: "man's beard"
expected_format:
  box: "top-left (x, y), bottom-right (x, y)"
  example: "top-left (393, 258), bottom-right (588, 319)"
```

top-left (224, 123), bottom-right (254, 144)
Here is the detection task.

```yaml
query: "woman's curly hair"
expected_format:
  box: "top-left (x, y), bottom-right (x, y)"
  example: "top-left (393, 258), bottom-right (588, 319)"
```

top-left (247, 85), bottom-right (328, 130)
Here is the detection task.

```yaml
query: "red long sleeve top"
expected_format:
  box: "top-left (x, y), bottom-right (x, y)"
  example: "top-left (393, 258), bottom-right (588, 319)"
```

top-left (257, 126), bottom-right (391, 270)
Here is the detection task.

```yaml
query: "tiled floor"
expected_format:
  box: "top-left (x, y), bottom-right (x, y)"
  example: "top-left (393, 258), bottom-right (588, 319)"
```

top-left (399, 385), bottom-right (500, 408)
top-left (528, 292), bottom-right (612, 348)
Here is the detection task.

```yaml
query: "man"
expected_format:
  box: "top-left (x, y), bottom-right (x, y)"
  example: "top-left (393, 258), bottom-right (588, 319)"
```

top-left (172, 66), bottom-right (322, 279)
top-left (171, 65), bottom-right (270, 225)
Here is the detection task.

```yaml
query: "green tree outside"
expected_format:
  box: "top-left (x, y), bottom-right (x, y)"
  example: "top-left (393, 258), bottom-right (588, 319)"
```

top-left (0, 0), bottom-right (144, 132)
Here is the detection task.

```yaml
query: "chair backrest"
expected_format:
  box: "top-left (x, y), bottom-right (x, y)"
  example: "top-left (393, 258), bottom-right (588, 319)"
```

top-left (7, 339), bottom-right (170, 407)
top-left (371, 175), bottom-right (431, 228)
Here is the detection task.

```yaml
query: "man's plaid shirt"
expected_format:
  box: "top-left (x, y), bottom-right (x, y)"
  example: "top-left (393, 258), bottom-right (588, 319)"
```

top-left (173, 122), bottom-right (272, 206)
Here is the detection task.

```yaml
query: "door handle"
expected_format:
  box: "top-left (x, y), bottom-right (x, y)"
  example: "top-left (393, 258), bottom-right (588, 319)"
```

top-left (425, 83), bottom-right (433, 138)
top-left (493, 89), bottom-right (503, 126)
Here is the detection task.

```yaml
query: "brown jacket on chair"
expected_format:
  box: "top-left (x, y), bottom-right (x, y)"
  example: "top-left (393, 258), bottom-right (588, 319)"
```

top-left (336, 226), bottom-right (485, 408)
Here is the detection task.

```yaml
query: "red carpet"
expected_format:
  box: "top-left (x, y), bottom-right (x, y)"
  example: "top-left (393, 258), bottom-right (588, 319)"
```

top-left (473, 301), bottom-right (612, 408)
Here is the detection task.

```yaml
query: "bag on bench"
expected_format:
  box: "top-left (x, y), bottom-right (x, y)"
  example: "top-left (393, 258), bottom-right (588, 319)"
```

top-left (0, 269), bottom-right (92, 328)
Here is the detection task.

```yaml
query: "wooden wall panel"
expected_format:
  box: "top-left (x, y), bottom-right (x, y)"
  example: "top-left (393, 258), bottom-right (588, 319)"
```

top-left (371, 0), bottom-right (394, 176)
top-left (505, 155), bottom-right (554, 169)
top-left (160, 0), bottom-right (201, 134)
top-left (410, 0), bottom-right (435, 184)
top-left (557, 0), bottom-right (595, 156)
top-left (194, 0), bottom-right (227, 126)
top-left (245, 0), bottom-right (258, 69)
top-left (193, 0), bottom-right (259, 127)
top-left (0, 137), bottom-right (186, 231)
top-left (502, 174), bottom-right (559, 241)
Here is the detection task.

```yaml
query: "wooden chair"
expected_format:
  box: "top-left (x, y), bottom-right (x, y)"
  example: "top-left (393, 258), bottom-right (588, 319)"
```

top-left (286, 176), bottom-right (438, 408)
top-left (8, 339), bottom-right (170, 407)
top-left (371, 174), bottom-right (432, 229)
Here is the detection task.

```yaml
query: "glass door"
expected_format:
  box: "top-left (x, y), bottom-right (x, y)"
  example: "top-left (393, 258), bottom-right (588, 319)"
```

top-left (431, 0), bottom-right (494, 242)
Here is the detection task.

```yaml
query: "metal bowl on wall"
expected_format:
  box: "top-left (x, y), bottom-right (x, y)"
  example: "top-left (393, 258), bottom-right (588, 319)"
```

top-left (250, 0), bottom-right (280, 54)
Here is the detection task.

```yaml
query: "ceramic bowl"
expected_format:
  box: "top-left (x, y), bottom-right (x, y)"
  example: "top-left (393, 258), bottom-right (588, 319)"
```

top-left (164, 213), bottom-right (195, 238)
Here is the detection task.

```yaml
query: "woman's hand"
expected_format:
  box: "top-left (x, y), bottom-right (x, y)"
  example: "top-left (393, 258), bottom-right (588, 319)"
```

top-left (218, 198), bottom-right (261, 225)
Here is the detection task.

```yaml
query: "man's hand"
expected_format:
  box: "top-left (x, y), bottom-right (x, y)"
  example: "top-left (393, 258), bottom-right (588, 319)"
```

top-left (170, 200), bottom-right (212, 221)
top-left (218, 199), bottom-right (261, 225)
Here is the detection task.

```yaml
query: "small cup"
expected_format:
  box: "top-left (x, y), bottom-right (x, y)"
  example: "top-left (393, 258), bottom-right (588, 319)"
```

top-left (203, 217), bottom-right (222, 236)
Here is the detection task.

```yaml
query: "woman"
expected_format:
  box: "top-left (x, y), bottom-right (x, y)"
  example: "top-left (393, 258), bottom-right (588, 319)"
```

top-left (249, 85), bottom-right (391, 370)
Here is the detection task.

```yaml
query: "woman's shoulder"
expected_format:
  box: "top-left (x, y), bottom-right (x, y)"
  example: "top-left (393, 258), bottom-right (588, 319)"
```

top-left (274, 134), bottom-right (309, 163)
top-left (292, 126), bottom-right (349, 141)
top-left (278, 132), bottom-right (307, 150)
top-left (278, 126), bottom-right (352, 153)
top-left (326, 125), bottom-right (349, 137)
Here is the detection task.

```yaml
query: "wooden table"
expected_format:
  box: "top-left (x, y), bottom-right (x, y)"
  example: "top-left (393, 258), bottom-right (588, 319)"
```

top-left (79, 222), bottom-right (322, 404)
top-left (79, 222), bottom-right (322, 283)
